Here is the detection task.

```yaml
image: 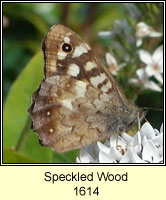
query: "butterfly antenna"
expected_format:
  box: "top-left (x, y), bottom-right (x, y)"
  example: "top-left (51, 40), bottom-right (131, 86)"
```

top-left (143, 107), bottom-right (163, 112)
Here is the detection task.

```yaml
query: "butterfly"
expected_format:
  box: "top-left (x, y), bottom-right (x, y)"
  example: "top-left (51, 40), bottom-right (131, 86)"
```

top-left (28, 24), bottom-right (142, 153)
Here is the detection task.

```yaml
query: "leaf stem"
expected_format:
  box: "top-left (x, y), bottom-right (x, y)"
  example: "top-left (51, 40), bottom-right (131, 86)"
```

top-left (15, 116), bottom-right (32, 151)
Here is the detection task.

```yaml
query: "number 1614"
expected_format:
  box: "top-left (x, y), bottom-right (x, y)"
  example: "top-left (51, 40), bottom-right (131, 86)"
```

top-left (74, 186), bottom-right (99, 196)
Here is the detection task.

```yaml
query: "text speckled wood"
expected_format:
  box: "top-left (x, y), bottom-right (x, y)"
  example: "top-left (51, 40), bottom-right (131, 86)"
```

top-left (28, 24), bottom-right (142, 153)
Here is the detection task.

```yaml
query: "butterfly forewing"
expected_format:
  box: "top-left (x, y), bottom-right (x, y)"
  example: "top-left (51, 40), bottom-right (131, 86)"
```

top-left (29, 24), bottom-right (140, 152)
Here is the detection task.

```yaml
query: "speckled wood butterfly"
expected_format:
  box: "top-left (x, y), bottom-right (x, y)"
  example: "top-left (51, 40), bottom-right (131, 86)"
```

top-left (28, 24), bottom-right (142, 153)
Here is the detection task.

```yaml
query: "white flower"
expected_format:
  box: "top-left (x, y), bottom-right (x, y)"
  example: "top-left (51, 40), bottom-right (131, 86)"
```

top-left (98, 20), bottom-right (134, 43)
top-left (136, 22), bottom-right (162, 46)
top-left (76, 122), bottom-right (163, 163)
top-left (129, 68), bottom-right (162, 92)
top-left (105, 53), bottom-right (126, 75)
top-left (98, 31), bottom-right (112, 37)
top-left (139, 45), bottom-right (163, 84)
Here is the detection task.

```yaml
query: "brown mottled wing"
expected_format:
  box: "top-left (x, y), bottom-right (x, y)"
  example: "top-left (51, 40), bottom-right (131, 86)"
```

top-left (29, 76), bottom-right (108, 152)
top-left (29, 25), bottom-right (139, 152)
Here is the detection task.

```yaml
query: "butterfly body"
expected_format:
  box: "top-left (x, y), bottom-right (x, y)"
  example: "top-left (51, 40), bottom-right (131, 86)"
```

top-left (29, 24), bottom-right (140, 152)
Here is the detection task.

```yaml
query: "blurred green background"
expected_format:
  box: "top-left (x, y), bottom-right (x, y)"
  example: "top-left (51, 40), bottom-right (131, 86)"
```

top-left (3, 2), bottom-right (163, 163)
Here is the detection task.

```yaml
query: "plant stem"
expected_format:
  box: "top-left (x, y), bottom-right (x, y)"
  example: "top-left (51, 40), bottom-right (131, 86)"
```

top-left (15, 116), bottom-right (32, 151)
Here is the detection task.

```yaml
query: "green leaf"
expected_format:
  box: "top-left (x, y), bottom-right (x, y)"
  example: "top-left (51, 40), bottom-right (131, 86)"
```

top-left (94, 4), bottom-right (125, 31)
top-left (21, 129), bottom-right (54, 163)
top-left (3, 149), bottom-right (39, 163)
top-left (3, 51), bottom-right (43, 149)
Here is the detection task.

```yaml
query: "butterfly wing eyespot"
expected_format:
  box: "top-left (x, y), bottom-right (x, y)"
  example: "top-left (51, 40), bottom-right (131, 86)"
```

top-left (62, 43), bottom-right (73, 52)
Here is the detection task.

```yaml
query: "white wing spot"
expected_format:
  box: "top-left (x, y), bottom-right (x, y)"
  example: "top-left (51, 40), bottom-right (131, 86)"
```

top-left (60, 80), bottom-right (87, 111)
top-left (61, 100), bottom-right (73, 110)
top-left (101, 81), bottom-right (112, 92)
top-left (100, 94), bottom-right (109, 102)
top-left (46, 111), bottom-right (51, 116)
top-left (85, 43), bottom-right (91, 50)
top-left (64, 37), bottom-right (70, 43)
top-left (72, 44), bottom-right (88, 58)
top-left (90, 73), bottom-right (108, 88)
top-left (84, 61), bottom-right (97, 71)
top-left (66, 32), bottom-right (72, 37)
top-left (57, 51), bottom-right (67, 60)
top-left (74, 80), bottom-right (87, 97)
top-left (67, 64), bottom-right (80, 77)
top-left (49, 128), bottom-right (54, 133)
